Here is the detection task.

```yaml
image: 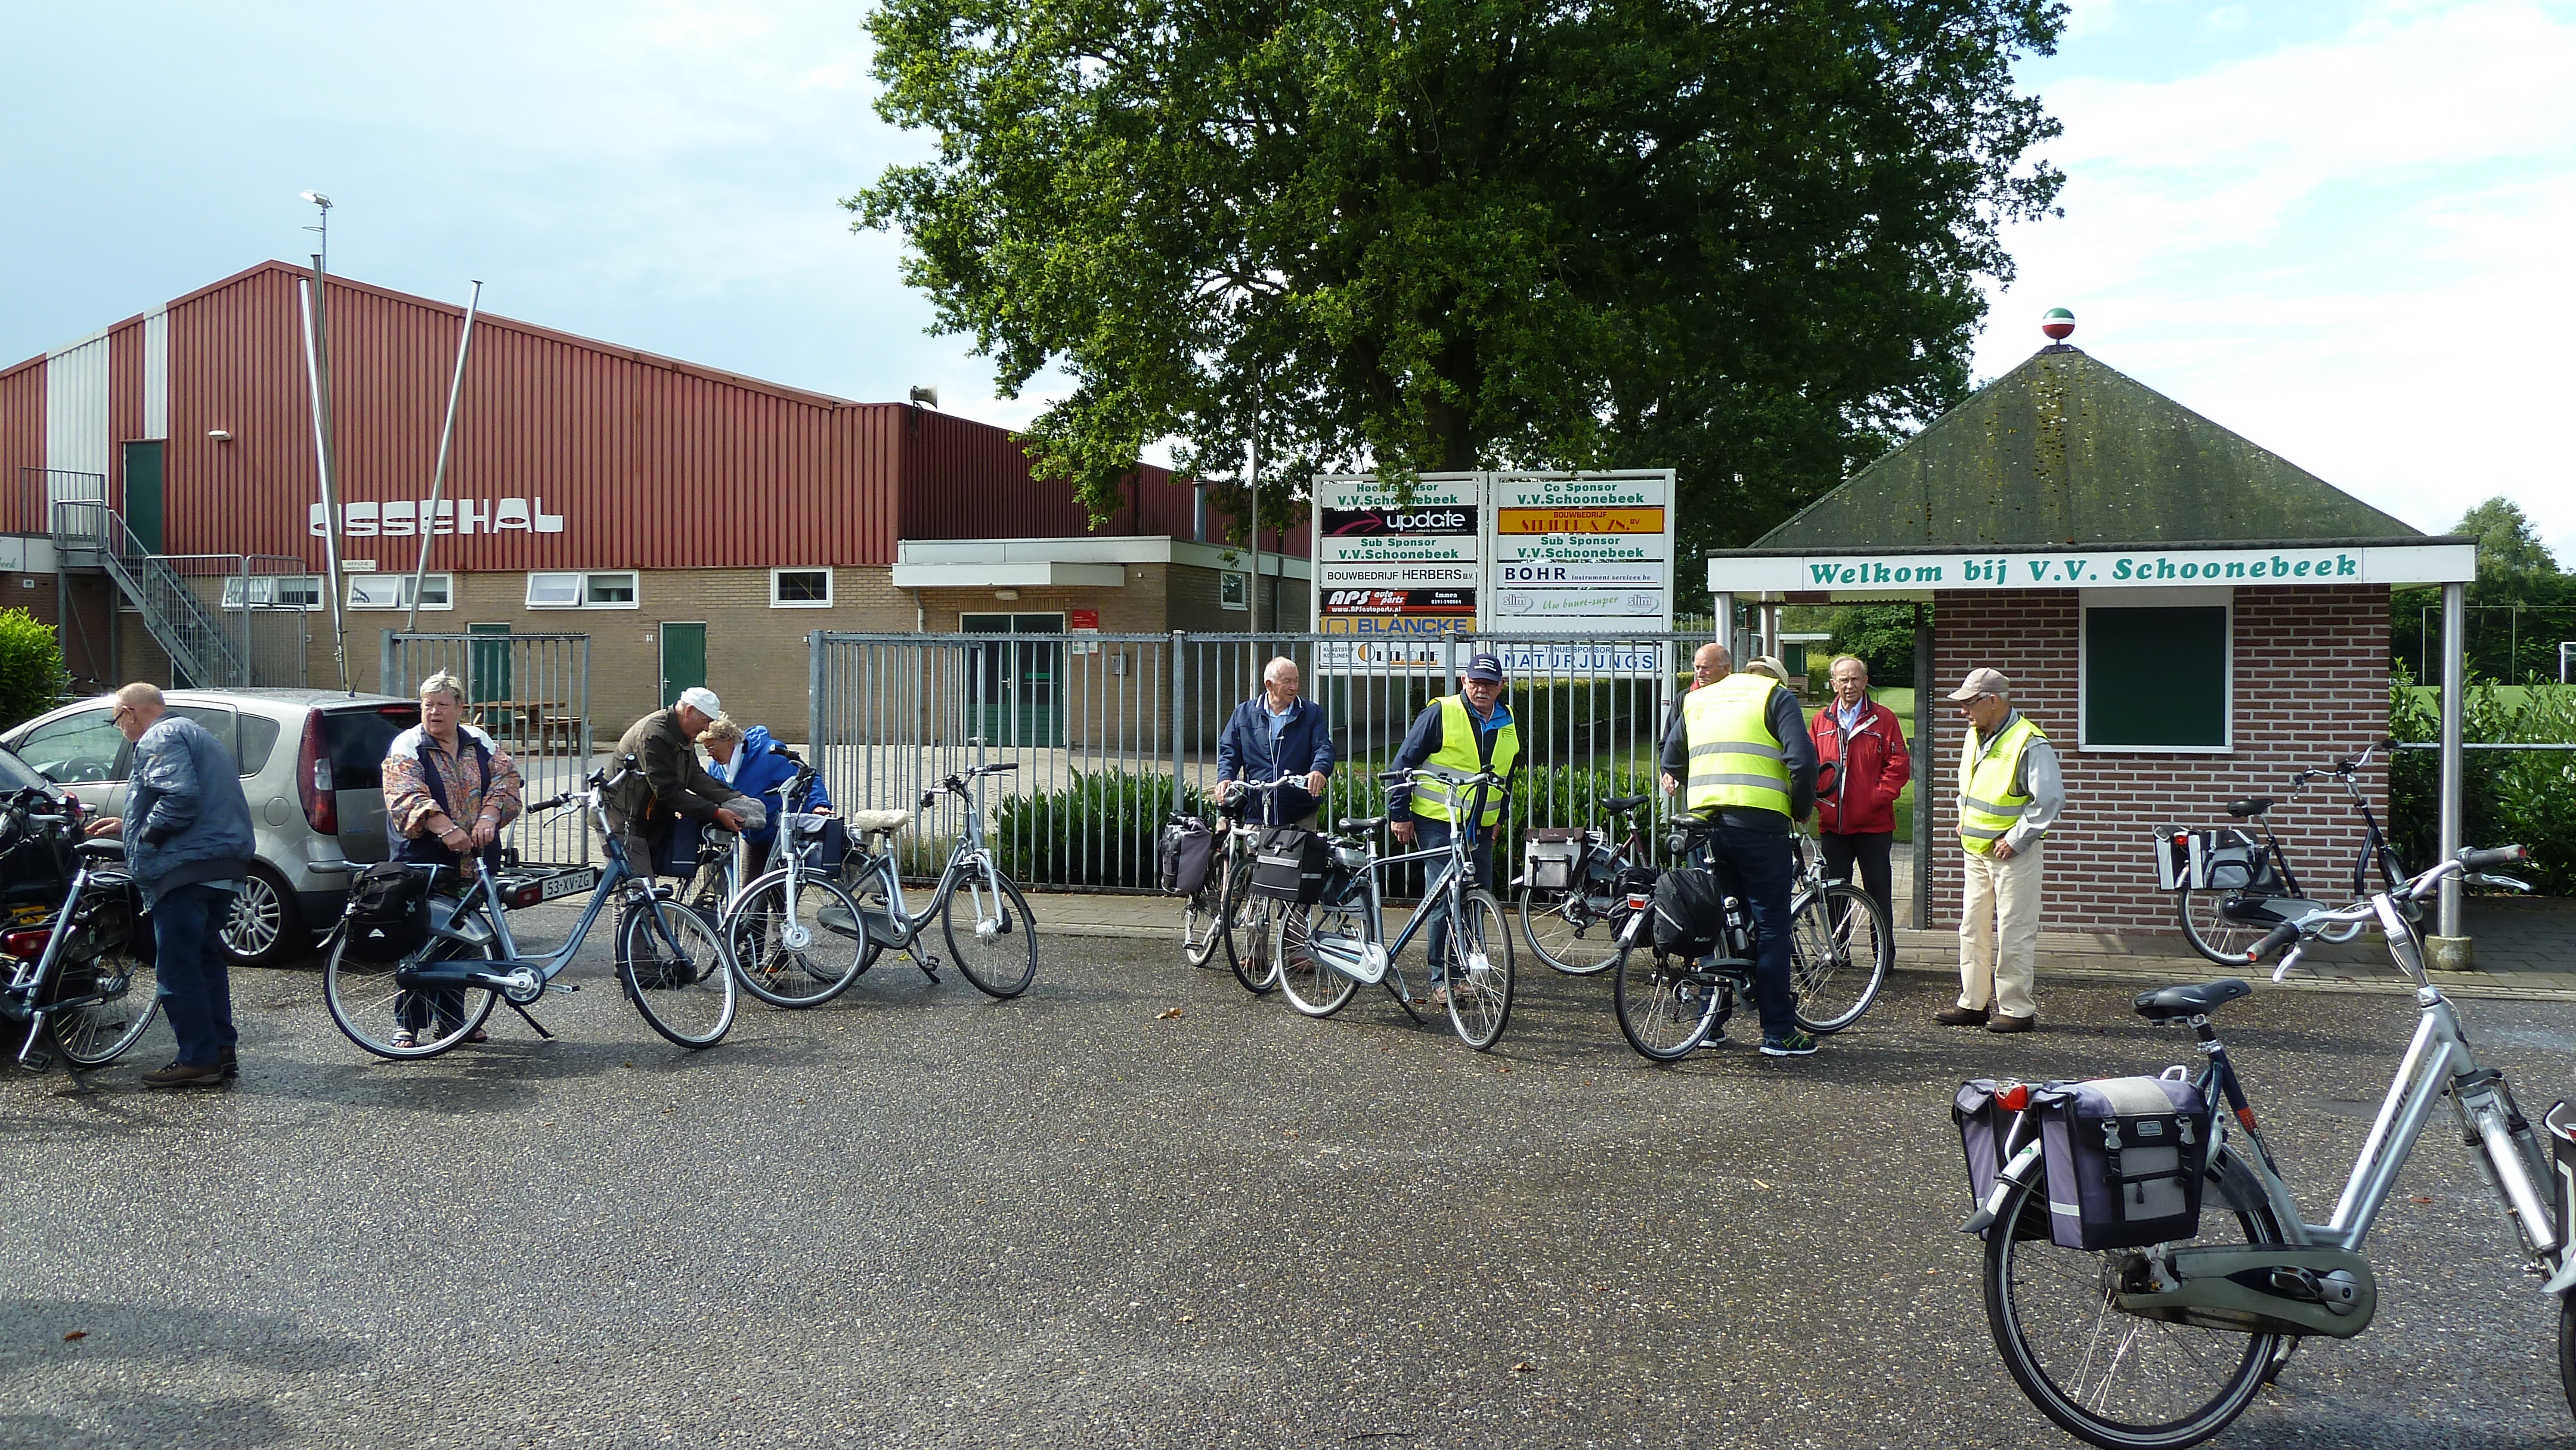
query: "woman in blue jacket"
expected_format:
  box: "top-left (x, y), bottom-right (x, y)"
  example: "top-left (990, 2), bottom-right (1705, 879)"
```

top-left (698, 719), bottom-right (832, 851)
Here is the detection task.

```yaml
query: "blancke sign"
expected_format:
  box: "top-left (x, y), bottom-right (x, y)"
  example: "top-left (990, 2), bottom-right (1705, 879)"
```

top-left (1706, 543), bottom-right (2477, 595)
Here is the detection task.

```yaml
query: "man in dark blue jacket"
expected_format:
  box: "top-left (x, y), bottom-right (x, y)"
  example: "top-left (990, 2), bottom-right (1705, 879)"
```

top-left (1215, 658), bottom-right (1336, 828)
top-left (84, 684), bottom-right (256, 1088)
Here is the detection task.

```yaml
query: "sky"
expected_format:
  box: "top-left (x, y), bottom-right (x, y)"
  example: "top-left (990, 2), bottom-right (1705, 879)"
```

top-left (3, 1), bottom-right (2570, 558)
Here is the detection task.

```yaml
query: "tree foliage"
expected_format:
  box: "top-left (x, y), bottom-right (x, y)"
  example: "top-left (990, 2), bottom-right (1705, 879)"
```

top-left (852, 0), bottom-right (2069, 550)
top-left (2391, 497), bottom-right (2574, 683)
top-left (2457, 495), bottom-right (2562, 594)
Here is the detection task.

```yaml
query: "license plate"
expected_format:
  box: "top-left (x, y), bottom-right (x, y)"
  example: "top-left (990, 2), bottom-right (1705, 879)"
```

top-left (539, 866), bottom-right (599, 901)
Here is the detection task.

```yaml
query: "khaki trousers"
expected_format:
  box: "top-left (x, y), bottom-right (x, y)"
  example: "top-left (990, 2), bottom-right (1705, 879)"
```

top-left (1958, 841), bottom-right (2044, 1018)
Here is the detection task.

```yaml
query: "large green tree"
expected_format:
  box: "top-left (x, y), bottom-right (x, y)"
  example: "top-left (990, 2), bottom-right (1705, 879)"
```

top-left (852, 0), bottom-right (2068, 554)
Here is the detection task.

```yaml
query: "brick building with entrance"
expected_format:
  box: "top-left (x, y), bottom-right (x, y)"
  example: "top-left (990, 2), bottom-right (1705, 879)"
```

top-left (1706, 333), bottom-right (2473, 941)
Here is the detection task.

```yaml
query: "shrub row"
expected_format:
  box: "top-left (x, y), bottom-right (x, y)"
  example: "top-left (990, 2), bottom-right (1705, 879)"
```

top-left (2389, 671), bottom-right (2576, 896)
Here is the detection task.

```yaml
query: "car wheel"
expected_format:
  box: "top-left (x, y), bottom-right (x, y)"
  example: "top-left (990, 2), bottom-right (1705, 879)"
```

top-left (219, 864), bottom-right (307, 968)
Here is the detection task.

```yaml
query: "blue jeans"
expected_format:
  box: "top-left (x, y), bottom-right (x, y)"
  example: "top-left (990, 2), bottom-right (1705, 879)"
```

top-left (152, 882), bottom-right (239, 1068)
top-left (1708, 823), bottom-right (1798, 1042)
top-left (1410, 817), bottom-right (1492, 980)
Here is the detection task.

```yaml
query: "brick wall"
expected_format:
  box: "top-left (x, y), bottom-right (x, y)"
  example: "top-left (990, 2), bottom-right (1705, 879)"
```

top-left (1927, 586), bottom-right (2391, 935)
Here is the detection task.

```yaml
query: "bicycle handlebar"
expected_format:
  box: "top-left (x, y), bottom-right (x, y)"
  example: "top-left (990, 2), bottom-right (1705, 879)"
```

top-left (2244, 921), bottom-right (2303, 963)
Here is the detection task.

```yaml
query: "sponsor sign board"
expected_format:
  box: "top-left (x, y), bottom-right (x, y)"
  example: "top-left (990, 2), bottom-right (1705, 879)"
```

top-left (1484, 472), bottom-right (1674, 636)
top-left (1319, 587), bottom-right (1476, 618)
top-left (1312, 473), bottom-right (1488, 636)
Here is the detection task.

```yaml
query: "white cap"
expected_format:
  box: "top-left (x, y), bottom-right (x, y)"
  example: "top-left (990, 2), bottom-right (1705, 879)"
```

top-left (676, 686), bottom-right (722, 717)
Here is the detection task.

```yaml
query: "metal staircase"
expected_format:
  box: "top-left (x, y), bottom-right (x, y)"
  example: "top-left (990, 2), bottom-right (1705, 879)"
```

top-left (93, 508), bottom-right (250, 687)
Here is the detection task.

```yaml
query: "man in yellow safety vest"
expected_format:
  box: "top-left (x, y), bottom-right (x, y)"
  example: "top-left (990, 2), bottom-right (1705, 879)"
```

top-left (1658, 643), bottom-right (1819, 1057)
top-left (1389, 652), bottom-right (1519, 1005)
top-left (1937, 668), bottom-right (2064, 1034)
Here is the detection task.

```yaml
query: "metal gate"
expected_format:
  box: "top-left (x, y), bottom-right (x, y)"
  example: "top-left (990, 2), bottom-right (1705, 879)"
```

top-left (383, 632), bottom-right (593, 865)
top-left (809, 629), bottom-right (1697, 894)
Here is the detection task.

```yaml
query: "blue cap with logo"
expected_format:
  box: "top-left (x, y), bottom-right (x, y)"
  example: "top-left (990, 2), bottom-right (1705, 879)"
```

top-left (1463, 652), bottom-right (1506, 683)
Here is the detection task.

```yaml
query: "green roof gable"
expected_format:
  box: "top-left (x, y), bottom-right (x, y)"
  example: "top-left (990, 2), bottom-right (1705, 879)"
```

top-left (1754, 346), bottom-right (2421, 550)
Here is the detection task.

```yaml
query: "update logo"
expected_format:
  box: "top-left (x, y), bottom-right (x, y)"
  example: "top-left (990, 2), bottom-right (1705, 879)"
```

top-left (1321, 506), bottom-right (1478, 538)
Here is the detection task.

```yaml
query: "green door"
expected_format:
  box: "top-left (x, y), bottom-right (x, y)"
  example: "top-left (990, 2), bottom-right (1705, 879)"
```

top-left (660, 622), bottom-right (707, 709)
top-left (959, 613), bottom-right (1063, 746)
top-left (468, 623), bottom-right (512, 704)
top-left (122, 441), bottom-right (164, 554)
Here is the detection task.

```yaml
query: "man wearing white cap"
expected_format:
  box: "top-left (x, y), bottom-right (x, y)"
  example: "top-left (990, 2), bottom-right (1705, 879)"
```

top-left (606, 686), bottom-right (761, 884)
top-left (1939, 668), bottom-right (2063, 1033)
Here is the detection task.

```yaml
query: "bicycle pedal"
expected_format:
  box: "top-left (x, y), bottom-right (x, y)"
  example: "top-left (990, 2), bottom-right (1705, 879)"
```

top-left (18, 1049), bottom-right (52, 1073)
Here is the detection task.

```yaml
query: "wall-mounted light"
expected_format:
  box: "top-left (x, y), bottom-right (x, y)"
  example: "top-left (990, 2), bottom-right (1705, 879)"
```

top-left (995, 588), bottom-right (1020, 601)
top-left (208, 429), bottom-right (234, 442)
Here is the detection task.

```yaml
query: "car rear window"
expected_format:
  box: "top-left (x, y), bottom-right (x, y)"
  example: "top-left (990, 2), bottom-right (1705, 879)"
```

top-left (323, 705), bottom-right (421, 789)
top-left (238, 715), bottom-right (282, 776)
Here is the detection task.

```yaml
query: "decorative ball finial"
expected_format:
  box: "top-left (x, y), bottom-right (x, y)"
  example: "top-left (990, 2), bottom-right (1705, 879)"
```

top-left (2041, 307), bottom-right (2076, 342)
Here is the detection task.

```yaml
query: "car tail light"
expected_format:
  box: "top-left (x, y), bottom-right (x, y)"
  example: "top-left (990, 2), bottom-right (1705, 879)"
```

top-left (298, 712), bottom-right (336, 836)
top-left (2, 927), bottom-right (48, 962)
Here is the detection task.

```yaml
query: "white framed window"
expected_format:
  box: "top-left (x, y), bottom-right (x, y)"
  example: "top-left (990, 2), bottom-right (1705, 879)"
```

top-left (1219, 571), bottom-right (1249, 611)
top-left (771, 568), bottom-right (833, 608)
top-left (221, 575), bottom-right (326, 611)
top-left (527, 571), bottom-right (639, 609)
top-left (347, 574), bottom-right (451, 611)
top-left (2077, 587), bottom-right (2232, 752)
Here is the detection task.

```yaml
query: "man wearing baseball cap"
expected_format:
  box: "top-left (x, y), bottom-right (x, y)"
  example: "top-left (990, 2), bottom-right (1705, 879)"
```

top-left (605, 686), bottom-right (763, 886)
top-left (1387, 652), bottom-right (1519, 1005)
top-left (1939, 668), bottom-right (2063, 1033)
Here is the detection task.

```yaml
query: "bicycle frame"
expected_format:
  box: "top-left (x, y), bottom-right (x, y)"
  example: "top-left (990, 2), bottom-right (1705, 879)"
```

top-left (392, 782), bottom-right (666, 1001)
top-left (1310, 769), bottom-right (1493, 989)
top-left (841, 770), bottom-right (1013, 953)
top-left (4, 831), bottom-right (135, 1067)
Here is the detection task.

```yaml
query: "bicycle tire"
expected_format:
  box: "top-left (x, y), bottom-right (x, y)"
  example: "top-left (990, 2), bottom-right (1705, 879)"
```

top-left (1516, 885), bottom-right (1623, 977)
top-left (42, 939), bottom-right (160, 1070)
top-left (620, 898), bottom-right (738, 1049)
top-left (726, 871), bottom-right (867, 1009)
top-left (1215, 856), bottom-right (1272, 992)
top-left (1230, 893), bottom-right (1281, 996)
top-left (1984, 1159), bottom-right (2286, 1449)
top-left (1275, 901), bottom-right (1362, 1018)
top-left (1789, 883), bottom-right (1890, 1035)
top-left (2559, 1290), bottom-right (2575, 1421)
top-left (1611, 946), bottom-right (1718, 1061)
top-left (2177, 887), bottom-right (2272, 966)
top-left (943, 870), bottom-right (1038, 998)
top-left (1444, 888), bottom-right (1515, 1050)
top-left (325, 932), bottom-right (500, 1061)
top-left (1181, 878), bottom-right (1225, 968)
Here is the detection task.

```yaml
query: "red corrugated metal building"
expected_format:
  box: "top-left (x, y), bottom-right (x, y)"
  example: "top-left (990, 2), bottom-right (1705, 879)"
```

top-left (1, 261), bottom-right (1307, 729)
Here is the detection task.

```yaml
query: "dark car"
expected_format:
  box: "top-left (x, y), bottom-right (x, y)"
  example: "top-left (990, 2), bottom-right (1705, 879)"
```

top-left (0, 742), bottom-right (79, 929)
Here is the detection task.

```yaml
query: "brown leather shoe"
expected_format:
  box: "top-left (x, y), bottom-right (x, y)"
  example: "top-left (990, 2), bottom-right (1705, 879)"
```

top-left (1934, 1005), bottom-right (1990, 1027)
top-left (142, 1059), bottom-right (228, 1089)
top-left (1985, 1012), bottom-right (2035, 1034)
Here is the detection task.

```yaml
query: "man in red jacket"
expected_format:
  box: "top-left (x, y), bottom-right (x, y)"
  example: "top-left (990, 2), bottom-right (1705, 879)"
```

top-left (1809, 654), bottom-right (1911, 925)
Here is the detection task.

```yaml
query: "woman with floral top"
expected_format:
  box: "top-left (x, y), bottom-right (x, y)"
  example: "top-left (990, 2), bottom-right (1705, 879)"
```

top-left (379, 671), bottom-right (525, 1048)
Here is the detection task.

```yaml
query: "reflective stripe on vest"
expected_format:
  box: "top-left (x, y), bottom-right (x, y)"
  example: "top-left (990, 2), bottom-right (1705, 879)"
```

top-left (1410, 695), bottom-right (1519, 825)
top-left (1958, 714), bottom-right (2047, 856)
top-left (1682, 673), bottom-right (1791, 819)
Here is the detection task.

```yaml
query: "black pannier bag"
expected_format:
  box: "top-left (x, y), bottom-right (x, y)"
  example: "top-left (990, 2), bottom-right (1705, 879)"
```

top-left (1650, 867), bottom-right (1726, 959)
top-left (341, 863), bottom-right (431, 963)
top-left (2032, 1074), bottom-right (2215, 1250)
top-left (1159, 817), bottom-right (1215, 897)
top-left (1249, 826), bottom-right (1332, 904)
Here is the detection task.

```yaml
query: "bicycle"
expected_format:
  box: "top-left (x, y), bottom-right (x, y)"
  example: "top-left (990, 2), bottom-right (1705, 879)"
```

top-left (2162, 739), bottom-right (2409, 965)
top-left (1513, 791), bottom-right (1658, 975)
top-left (692, 757), bottom-right (869, 1009)
top-left (1271, 766), bottom-right (1516, 1051)
top-left (1963, 842), bottom-right (2569, 1449)
top-left (1608, 825), bottom-right (1891, 1061)
top-left (1176, 774), bottom-right (1302, 996)
top-left (0, 789), bottom-right (160, 1072)
top-left (320, 758), bottom-right (739, 1057)
top-left (828, 762), bottom-right (1037, 999)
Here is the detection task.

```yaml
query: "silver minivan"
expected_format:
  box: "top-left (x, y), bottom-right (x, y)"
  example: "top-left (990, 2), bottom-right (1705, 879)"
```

top-left (1, 689), bottom-right (420, 966)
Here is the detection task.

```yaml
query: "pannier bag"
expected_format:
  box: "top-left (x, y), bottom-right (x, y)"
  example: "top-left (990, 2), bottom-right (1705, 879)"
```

top-left (2153, 828), bottom-right (2274, 893)
top-left (1522, 829), bottom-right (1586, 892)
top-left (1953, 1080), bottom-right (2049, 1240)
top-left (1249, 826), bottom-right (1332, 904)
top-left (2032, 1074), bottom-right (2215, 1250)
top-left (342, 863), bottom-right (431, 963)
top-left (1159, 818), bottom-right (1215, 897)
top-left (1650, 867), bottom-right (1727, 959)
top-left (786, 813), bottom-right (849, 873)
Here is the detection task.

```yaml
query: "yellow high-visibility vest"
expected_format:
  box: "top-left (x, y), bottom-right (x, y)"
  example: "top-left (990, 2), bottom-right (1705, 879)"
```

top-left (1682, 673), bottom-right (1791, 819)
top-left (1959, 714), bottom-right (2048, 856)
top-left (1409, 695), bottom-right (1518, 825)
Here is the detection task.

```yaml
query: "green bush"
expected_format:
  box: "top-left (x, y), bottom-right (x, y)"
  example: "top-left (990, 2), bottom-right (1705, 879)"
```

top-left (993, 769), bottom-right (1215, 890)
top-left (0, 609), bottom-right (67, 733)
top-left (2390, 670), bottom-right (2576, 896)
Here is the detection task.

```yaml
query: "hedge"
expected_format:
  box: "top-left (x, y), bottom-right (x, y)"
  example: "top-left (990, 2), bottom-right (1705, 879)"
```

top-left (0, 609), bottom-right (67, 734)
top-left (2390, 671), bottom-right (2576, 896)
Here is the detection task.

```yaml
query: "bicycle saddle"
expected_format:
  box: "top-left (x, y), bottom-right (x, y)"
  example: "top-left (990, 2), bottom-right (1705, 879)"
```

top-left (1602, 793), bottom-right (1649, 814)
top-left (2133, 977), bottom-right (2253, 1021)
top-left (846, 809), bottom-right (910, 834)
top-left (73, 838), bottom-right (127, 859)
top-left (2227, 797), bottom-right (2276, 818)
top-left (1337, 816), bottom-right (1386, 834)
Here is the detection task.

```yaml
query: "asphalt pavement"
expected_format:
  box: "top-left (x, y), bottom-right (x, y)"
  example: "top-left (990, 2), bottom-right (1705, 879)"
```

top-left (3, 916), bottom-right (2573, 1449)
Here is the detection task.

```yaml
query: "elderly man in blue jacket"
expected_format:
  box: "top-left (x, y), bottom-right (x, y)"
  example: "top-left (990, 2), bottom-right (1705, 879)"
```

top-left (83, 683), bottom-right (256, 1089)
top-left (1215, 657), bottom-right (1336, 828)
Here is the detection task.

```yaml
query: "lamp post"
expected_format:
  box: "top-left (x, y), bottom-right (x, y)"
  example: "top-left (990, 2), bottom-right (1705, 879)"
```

top-left (300, 191), bottom-right (331, 272)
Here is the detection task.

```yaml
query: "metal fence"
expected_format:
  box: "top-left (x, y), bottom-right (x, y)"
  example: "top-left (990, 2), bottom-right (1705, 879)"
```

top-left (383, 632), bottom-right (595, 865)
top-left (809, 629), bottom-right (1705, 895)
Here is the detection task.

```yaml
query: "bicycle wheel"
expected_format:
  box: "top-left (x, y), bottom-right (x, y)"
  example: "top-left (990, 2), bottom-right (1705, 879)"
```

top-left (620, 898), bottom-right (738, 1049)
top-left (942, 869), bottom-right (1037, 999)
top-left (42, 938), bottom-right (160, 1070)
top-left (1444, 888), bottom-right (1515, 1050)
top-left (2178, 888), bottom-right (2271, 966)
top-left (1227, 878), bottom-right (1281, 996)
top-left (1275, 901), bottom-right (1362, 1018)
top-left (1181, 865), bottom-right (1227, 969)
top-left (1789, 883), bottom-right (1890, 1034)
top-left (1984, 1161), bottom-right (2286, 1449)
top-left (727, 872), bottom-right (866, 1009)
top-left (1517, 885), bottom-right (1624, 976)
top-left (2559, 1290), bottom-right (2575, 1420)
top-left (325, 932), bottom-right (500, 1061)
top-left (1611, 946), bottom-right (1718, 1061)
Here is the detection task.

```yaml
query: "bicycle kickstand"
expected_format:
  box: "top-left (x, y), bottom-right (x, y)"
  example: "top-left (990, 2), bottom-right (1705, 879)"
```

top-left (905, 943), bottom-right (942, 984)
top-left (502, 1000), bottom-right (556, 1040)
